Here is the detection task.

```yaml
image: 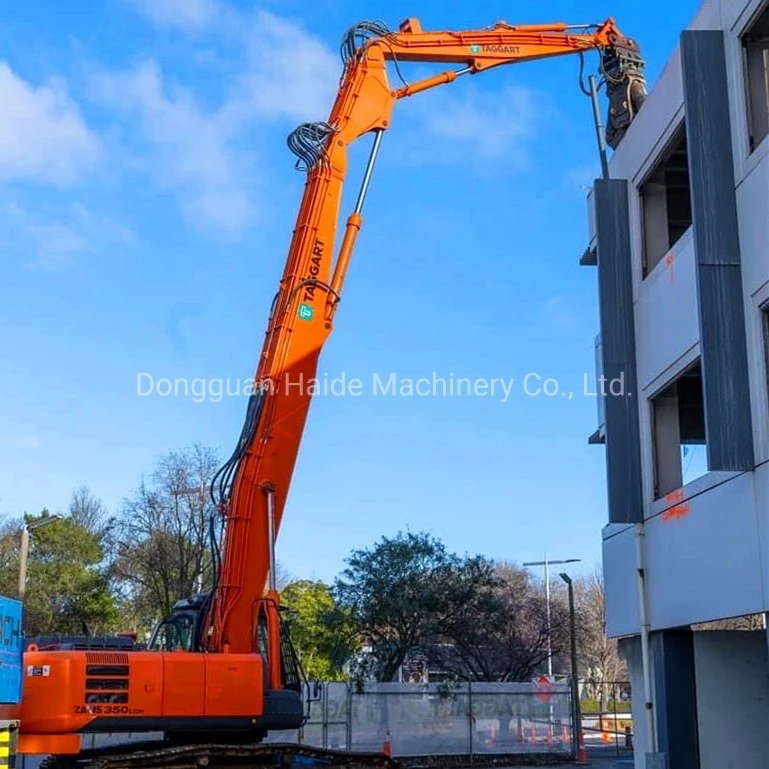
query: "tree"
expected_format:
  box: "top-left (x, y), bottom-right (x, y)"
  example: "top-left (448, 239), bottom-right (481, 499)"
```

top-left (275, 562), bottom-right (293, 592)
top-left (334, 531), bottom-right (458, 682)
top-left (425, 561), bottom-right (569, 682)
top-left (0, 510), bottom-right (119, 635)
top-left (281, 580), bottom-right (358, 680)
top-left (68, 486), bottom-right (109, 534)
top-left (112, 443), bottom-right (220, 633)
top-left (0, 517), bottom-right (23, 597)
top-left (573, 568), bottom-right (627, 709)
top-left (691, 614), bottom-right (765, 631)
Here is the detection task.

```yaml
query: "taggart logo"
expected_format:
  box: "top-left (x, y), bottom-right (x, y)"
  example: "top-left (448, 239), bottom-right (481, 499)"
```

top-left (469, 44), bottom-right (520, 54)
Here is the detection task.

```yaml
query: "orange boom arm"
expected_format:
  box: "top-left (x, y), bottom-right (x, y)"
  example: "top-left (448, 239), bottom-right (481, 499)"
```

top-left (204, 15), bottom-right (646, 684)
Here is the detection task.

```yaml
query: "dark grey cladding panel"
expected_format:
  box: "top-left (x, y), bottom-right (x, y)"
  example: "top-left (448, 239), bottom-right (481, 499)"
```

top-left (681, 30), bottom-right (741, 267)
top-left (651, 629), bottom-right (701, 769)
top-left (697, 264), bottom-right (755, 470)
top-left (594, 178), bottom-right (643, 524)
top-left (681, 30), bottom-right (755, 471)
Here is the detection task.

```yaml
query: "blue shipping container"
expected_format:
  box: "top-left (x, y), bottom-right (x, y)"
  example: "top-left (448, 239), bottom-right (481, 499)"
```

top-left (0, 597), bottom-right (22, 704)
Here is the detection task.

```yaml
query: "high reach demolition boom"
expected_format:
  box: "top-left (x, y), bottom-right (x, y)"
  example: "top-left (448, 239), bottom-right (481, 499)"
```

top-left (204, 15), bottom-right (646, 665)
top-left (4, 14), bottom-right (646, 768)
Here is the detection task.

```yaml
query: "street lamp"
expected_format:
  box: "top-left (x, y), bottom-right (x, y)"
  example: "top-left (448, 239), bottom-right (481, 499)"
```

top-left (560, 572), bottom-right (584, 762)
top-left (522, 554), bottom-right (581, 677)
top-left (18, 515), bottom-right (62, 601)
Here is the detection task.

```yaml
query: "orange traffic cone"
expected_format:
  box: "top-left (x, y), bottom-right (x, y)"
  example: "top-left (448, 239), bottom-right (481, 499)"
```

top-left (602, 730), bottom-right (611, 743)
top-left (577, 742), bottom-right (589, 765)
top-left (561, 725), bottom-right (570, 743)
top-left (382, 730), bottom-right (392, 757)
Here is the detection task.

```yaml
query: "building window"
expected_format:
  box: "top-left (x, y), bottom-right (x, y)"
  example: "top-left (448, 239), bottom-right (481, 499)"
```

top-left (742, 3), bottom-right (769, 153)
top-left (640, 124), bottom-right (692, 277)
top-left (651, 361), bottom-right (707, 499)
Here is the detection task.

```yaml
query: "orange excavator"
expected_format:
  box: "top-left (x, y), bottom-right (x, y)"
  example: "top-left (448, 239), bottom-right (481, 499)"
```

top-left (2, 14), bottom-right (645, 769)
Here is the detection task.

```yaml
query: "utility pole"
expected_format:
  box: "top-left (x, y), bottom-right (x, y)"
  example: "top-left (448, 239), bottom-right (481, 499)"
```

top-left (522, 554), bottom-right (581, 677)
top-left (18, 515), bottom-right (62, 602)
top-left (17, 527), bottom-right (29, 602)
top-left (523, 554), bottom-right (581, 747)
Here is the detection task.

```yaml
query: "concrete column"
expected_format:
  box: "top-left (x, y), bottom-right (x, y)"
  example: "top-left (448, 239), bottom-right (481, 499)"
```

top-left (693, 631), bottom-right (769, 769)
top-left (618, 636), bottom-right (648, 769)
top-left (651, 629), bottom-right (700, 769)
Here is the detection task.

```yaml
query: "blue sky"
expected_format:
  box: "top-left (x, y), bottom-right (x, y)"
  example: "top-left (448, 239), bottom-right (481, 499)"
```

top-left (0, 0), bottom-right (701, 584)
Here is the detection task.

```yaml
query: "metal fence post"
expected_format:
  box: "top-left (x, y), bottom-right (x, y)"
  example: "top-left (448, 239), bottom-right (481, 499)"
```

top-left (321, 682), bottom-right (327, 749)
top-left (468, 682), bottom-right (474, 758)
top-left (345, 682), bottom-right (353, 751)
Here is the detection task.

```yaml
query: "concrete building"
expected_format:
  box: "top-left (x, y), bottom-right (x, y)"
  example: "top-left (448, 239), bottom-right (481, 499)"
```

top-left (585, 0), bottom-right (769, 767)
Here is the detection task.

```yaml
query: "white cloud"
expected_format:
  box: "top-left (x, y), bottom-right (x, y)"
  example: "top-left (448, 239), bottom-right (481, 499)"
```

top-left (127, 1), bottom-right (338, 123)
top-left (0, 62), bottom-right (100, 186)
top-left (91, 60), bottom-right (255, 236)
top-left (128, 0), bottom-right (220, 33)
top-left (540, 295), bottom-right (580, 333)
top-left (421, 84), bottom-right (539, 164)
top-left (2, 201), bottom-right (134, 272)
top-left (90, 6), bottom-right (339, 237)
top-left (9, 435), bottom-right (42, 450)
top-left (388, 81), bottom-right (544, 171)
top-left (563, 163), bottom-right (601, 191)
top-left (235, 10), bottom-right (339, 123)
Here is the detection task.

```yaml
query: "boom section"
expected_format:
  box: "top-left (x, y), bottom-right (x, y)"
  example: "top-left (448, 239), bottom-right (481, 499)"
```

top-left (206, 44), bottom-right (396, 659)
top-left (346, 18), bottom-right (626, 67)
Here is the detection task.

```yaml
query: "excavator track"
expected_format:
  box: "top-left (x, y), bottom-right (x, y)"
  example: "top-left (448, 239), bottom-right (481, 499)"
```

top-left (39, 742), bottom-right (400, 769)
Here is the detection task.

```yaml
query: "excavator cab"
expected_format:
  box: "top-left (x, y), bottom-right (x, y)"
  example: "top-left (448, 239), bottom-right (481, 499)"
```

top-left (146, 594), bottom-right (211, 652)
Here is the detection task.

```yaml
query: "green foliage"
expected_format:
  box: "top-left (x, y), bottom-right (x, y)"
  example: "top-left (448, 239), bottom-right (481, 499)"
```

top-left (334, 530), bottom-right (483, 682)
top-left (0, 509), bottom-right (120, 635)
top-left (422, 560), bottom-right (567, 682)
top-left (579, 698), bottom-right (632, 714)
top-left (281, 580), bottom-right (358, 680)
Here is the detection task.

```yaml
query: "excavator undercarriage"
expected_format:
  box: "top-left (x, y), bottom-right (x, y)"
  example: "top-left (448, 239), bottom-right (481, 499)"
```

top-left (40, 742), bottom-right (401, 769)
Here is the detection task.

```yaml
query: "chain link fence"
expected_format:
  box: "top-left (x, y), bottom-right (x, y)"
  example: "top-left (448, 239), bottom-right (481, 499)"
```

top-left (265, 681), bottom-right (574, 757)
top-left (579, 680), bottom-right (633, 752)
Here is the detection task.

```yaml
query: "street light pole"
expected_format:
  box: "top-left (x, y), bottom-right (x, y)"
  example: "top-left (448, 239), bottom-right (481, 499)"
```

top-left (18, 515), bottom-right (62, 602)
top-left (560, 572), bottom-right (584, 763)
top-left (17, 526), bottom-right (30, 602)
top-left (522, 554), bottom-right (581, 678)
top-left (544, 556), bottom-right (552, 677)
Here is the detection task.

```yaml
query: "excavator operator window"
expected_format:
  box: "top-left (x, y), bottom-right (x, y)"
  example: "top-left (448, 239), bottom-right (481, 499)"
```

top-left (147, 612), bottom-right (196, 652)
top-left (257, 609), bottom-right (269, 689)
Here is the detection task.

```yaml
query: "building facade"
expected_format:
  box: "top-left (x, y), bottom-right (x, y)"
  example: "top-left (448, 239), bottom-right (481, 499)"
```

top-left (587, 0), bottom-right (769, 767)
